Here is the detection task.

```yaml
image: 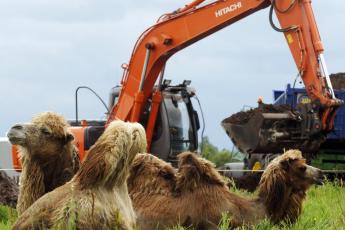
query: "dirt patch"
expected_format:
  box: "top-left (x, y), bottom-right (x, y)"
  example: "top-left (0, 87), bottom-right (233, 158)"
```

top-left (222, 104), bottom-right (292, 125)
top-left (330, 73), bottom-right (345, 90)
top-left (0, 171), bottom-right (18, 208)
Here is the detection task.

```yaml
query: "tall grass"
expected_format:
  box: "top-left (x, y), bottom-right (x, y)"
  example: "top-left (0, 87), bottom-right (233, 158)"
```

top-left (0, 205), bottom-right (17, 229)
top-left (1, 181), bottom-right (344, 229)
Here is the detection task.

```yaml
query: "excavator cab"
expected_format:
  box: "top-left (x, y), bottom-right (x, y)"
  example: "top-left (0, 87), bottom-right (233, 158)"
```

top-left (10, 81), bottom-right (201, 170)
top-left (109, 80), bottom-right (201, 163)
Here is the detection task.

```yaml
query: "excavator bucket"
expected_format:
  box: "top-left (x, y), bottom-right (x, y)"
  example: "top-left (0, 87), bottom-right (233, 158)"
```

top-left (222, 104), bottom-right (325, 154)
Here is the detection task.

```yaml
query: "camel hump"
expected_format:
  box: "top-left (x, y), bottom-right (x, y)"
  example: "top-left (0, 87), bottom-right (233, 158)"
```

top-left (176, 152), bottom-right (225, 191)
top-left (128, 153), bottom-right (176, 192)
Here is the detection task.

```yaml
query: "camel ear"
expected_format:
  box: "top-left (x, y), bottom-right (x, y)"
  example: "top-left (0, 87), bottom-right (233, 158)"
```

top-left (65, 133), bottom-right (74, 143)
top-left (280, 158), bottom-right (295, 171)
top-left (280, 160), bottom-right (289, 171)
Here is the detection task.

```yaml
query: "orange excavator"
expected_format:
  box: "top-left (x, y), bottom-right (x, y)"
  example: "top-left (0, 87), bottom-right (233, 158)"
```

top-left (10, 0), bottom-right (343, 168)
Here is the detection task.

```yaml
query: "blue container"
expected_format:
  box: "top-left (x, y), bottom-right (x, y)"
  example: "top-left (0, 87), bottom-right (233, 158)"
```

top-left (273, 84), bottom-right (345, 140)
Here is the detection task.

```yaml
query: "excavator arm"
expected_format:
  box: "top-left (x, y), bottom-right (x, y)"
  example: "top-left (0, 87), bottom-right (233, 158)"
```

top-left (271, 0), bottom-right (342, 130)
top-left (108, 0), bottom-right (342, 150)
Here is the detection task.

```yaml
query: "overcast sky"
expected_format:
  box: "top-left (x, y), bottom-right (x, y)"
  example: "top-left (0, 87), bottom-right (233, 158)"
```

top-left (0, 0), bottom-right (344, 150)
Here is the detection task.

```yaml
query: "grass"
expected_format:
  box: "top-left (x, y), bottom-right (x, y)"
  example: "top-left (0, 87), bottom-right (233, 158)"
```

top-left (0, 205), bottom-right (17, 229)
top-left (1, 181), bottom-right (344, 229)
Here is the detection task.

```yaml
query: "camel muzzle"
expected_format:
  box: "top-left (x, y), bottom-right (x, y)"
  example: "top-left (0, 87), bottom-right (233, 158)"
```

top-left (7, 124), bottom-right (27, 145)
top-left (313, 170), bottom-right (324, 185)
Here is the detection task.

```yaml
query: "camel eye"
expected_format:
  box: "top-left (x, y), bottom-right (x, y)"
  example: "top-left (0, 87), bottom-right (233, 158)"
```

top-left (40, 127), bottom-right (51, 135)
top-left (299, 166), bottom-right (307, 172)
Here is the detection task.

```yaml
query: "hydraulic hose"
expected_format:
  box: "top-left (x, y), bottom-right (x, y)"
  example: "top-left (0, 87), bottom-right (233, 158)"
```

top-left (269, 0), bottom-right (297, 33)
top-left (194, 95), bottom-right (205, 154)
top-left (274, 0), bottom-right (296, 14)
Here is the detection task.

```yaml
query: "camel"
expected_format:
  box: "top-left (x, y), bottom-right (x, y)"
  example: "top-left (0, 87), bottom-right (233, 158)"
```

top-left (7, 112), bottom-right (80, 215)
top-left (128, 150), bottom-right (323, 229)
top-left (12, 120), bottom-right (147, 230)
top-left (128, 153), bottom-right (223, 229)
top-left (0, 170), bottom-right (18, 208)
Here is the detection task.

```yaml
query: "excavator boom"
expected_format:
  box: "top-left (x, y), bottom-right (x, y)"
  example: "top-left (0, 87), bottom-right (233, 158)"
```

top-left (109, 0), bottom-right (271, 122)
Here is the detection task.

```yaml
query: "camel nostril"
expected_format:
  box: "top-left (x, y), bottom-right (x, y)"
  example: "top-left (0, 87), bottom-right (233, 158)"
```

top-left (7, 124), bottom-right (27, 144)
top-left (313, 169), bottom-right (324, 185)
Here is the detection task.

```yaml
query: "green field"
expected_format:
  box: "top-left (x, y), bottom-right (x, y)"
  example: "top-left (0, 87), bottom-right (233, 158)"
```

top-left (0, 205), bottom-right (17, 230)
top-left (229, 180), bottom-right (345, 230)
top-left (1, 181), bottom-right (344, 229)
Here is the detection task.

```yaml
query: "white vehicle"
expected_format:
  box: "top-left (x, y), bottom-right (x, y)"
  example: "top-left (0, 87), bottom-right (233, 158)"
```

top-left (0, 137), bottom-right (19, 178)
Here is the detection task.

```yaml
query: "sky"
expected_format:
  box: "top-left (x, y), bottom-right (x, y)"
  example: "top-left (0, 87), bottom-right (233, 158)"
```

top-left (0, 0), bottom-right (344, 150)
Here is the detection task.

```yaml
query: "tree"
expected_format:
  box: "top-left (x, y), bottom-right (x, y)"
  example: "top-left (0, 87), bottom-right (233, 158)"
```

top-left (200, 137), bottom-right (243, 167)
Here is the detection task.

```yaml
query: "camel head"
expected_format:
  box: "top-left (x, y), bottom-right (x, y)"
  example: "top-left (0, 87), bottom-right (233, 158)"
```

top-left (76, 120), bottom-right (146, 190)
top-left (7, 112), bottom-right (74, 160)
top-left (128, 153), bottom-right (176, 195)
top-left (283, 150), bottom-right (323, 189)
top-left (258, 149), bottom-right (323, 223)
top-left (261, 149), bottom-right (324, 191)
top-left (176, 152), bottom-right (225, 192)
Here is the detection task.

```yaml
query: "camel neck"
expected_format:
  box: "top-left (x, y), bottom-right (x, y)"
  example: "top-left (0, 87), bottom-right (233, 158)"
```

top-left (27, 144), bottom-right (75, 192)
top-left (17, 159), bottom-right (45, 214)
top-left (257, 183), bottom-right (304, 224)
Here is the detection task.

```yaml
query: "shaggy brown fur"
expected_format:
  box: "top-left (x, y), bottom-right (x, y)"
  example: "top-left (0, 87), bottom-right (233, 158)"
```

top-left (128, 153), bottom-right (177, 197)
top-left (7, 112), bottom-right (79, 215)
top-left (129, 150), bottom-right (323, 229)
top-left (128, 153), bottom-right (232, 229)
top-left (128, 154), bottom-right (185, 230)
top-left (257, 150), bottom-right (323, 224)
top-left (0, 171), bottom-right (18, 208)
top-left (12, 120), bottom-right (147, 230)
